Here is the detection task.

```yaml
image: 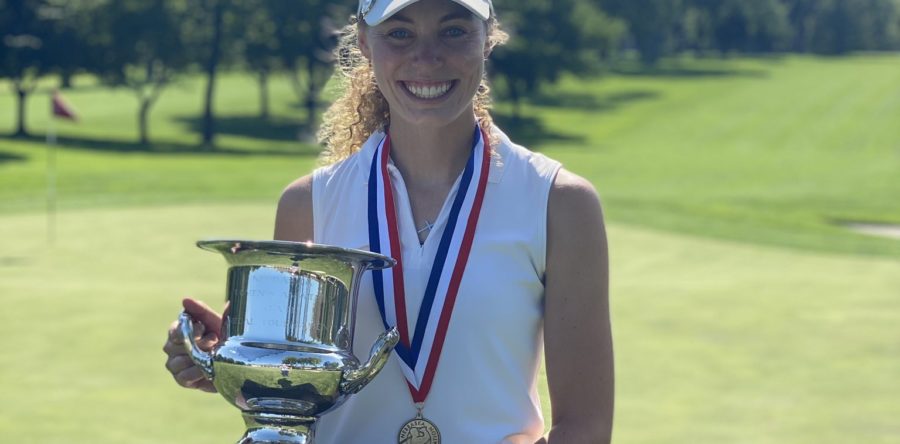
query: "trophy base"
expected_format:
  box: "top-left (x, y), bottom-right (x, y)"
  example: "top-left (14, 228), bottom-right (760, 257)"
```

top-left (239, 412), bottom-right (316, 444)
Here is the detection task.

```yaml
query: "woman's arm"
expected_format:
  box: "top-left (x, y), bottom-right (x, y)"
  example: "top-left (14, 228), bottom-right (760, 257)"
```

top-left (541, 168), bottom-right (614, 443)
top-left (274, 174), bottom-right (314, 242)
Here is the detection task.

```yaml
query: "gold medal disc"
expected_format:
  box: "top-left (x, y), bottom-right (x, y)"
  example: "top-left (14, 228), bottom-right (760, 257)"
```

top-left (398, 416), bottom-right (441, 444)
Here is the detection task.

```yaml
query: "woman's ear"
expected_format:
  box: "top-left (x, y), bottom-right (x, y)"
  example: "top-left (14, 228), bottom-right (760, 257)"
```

top-left (358, 24), bottom-right (372, 61)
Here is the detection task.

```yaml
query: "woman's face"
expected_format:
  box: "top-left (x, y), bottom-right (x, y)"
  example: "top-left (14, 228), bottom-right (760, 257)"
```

top-left (359, 0), bottom-right (488, 129)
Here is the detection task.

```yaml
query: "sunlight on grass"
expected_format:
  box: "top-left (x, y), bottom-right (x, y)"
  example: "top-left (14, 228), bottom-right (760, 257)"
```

top-left (0, 204), bottom-right (897, 443)
top-left (1, 55), bottom-right (899, 443)
top-left (2, 56), bottom-right (898, 257)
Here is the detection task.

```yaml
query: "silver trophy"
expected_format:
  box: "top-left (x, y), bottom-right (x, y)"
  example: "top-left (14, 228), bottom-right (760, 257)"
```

top-left (179, 240), bottom-right (399, 443)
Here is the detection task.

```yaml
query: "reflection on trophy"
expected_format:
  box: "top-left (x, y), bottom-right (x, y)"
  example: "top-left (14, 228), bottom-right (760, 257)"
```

top-left (180, 240), bottom-right (400, 443)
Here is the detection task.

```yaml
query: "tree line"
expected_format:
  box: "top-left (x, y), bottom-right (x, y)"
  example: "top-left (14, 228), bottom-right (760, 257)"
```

top-left (2, 0), bottom-right (899, 145)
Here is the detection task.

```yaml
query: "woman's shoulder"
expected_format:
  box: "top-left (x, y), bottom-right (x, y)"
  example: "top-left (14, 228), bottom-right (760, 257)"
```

top-left (550, 169), bottom-right (601, 207)
top-left (491, 127), bottom-right (603, 230)
top-left (274, 174), bottom-right (314, 242)
top-left (274, 131), bottom-right (386, 242)
top-left (314, 130), bottom-right (386, 184)
top-left (491, 126), bottom-right (563, 184)
top-left (548, 168), bottom-right (604, 245)
top-left (313, 152), bottom-right (361, 183)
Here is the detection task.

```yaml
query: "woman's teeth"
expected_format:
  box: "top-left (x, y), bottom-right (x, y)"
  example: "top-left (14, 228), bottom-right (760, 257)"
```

top-left (404, 81), bottom-right (452, 99)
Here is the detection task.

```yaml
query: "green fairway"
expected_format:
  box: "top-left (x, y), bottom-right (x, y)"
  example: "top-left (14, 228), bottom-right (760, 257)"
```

top-left (0, 72), bottom-right (322, 214)
top-left (529, 55), bottom-right (900, 258)
top-left (0, 204), bottom-right (897, 443)
top-left (1, 55), bottom-right (899, 442)
top-left (2, 55), bottom-right (899, 257)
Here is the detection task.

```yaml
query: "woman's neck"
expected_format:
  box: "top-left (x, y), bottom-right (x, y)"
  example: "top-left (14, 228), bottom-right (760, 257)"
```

top-left (387, 112), bottom-right (479, 189)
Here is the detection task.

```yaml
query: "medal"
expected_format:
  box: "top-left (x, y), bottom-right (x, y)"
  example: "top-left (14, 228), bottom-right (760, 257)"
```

top-left (368, 126), bottom-right (490, 439)
top-left (398, 403), bottom-right (441, 444)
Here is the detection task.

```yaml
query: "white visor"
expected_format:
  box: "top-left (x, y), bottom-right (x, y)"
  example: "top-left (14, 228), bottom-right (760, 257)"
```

top-left (358, 0), bottom-right (492, 26)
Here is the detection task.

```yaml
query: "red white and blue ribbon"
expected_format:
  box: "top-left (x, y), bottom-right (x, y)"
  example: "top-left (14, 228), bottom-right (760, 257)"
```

top-left (367, 126), bottom-right (490, 402)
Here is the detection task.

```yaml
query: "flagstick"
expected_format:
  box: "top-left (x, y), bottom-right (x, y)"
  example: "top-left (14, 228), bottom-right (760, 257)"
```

top-left (46, 117), bottom-right (57, 246)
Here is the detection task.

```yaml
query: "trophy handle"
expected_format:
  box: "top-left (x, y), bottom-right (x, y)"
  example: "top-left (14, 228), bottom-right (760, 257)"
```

top-left (340, 327), bottom-right (399, 394)
top-left (178, 311), bottom-right (216, 382)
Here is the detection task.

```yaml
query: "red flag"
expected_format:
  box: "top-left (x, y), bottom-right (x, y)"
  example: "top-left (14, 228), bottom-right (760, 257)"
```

top-left (51, 90), bottom-right (78, 121)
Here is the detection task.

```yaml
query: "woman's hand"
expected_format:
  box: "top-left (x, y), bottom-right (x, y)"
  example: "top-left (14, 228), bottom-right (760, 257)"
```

top-left (163, 298), bottom-right (222, 393)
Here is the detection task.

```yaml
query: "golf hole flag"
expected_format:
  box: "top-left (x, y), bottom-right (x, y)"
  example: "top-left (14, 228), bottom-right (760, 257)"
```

top-left (46, 89), bottom-right (78, 246)
top-left (52, 90), bottom-right (78, 121)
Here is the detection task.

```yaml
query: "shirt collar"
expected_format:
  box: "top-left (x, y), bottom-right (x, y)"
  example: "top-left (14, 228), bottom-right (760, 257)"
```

top-left (356, 127), bottom-right (507, 184)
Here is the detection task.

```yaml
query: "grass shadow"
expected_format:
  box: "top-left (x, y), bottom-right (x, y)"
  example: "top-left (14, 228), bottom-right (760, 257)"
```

top-left (0, 256), bottom-right (30, 268)
top-left (491, 113), bottom-right (586, 150)
top-left (529, 89), bottom-right (661, 111)
top-left (614, 67), bottom-right (769, 78)
top-left (612, 61), bottom-right (771, 79)
top-left (492, 88), bottom-right (659, 149)
top-left (176, 114), bottom-right (312, 143)
top-left (0, 150), bottom-right (27, 164)
top-left (1, 134), bottom-right (319, 157)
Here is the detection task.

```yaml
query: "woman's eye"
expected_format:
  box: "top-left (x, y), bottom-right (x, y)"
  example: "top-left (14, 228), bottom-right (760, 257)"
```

top-left (444, 27), bottom-right (466, 37)
top-left (388, 29), bottom-right (411, 39)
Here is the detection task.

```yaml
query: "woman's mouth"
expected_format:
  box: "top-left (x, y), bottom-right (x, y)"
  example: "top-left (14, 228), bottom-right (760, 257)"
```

top-left (401, 80), bottom-right (454, 100)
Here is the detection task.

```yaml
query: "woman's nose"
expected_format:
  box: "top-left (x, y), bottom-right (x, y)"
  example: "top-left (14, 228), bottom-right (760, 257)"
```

top-left (411, 38), bottom-right (443, 66)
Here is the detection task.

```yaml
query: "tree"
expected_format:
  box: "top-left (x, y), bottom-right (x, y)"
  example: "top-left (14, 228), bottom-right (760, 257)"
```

top-left (704, 0), bottom-right (790, 54)
top-left (598, 0), bottom-right (682, 66)
top-left (89, 0), bottom-right (189, 145)
top-left (1, 0), bottom-right (59, 137)
top-left (182, 0), bottom-right (233, 148)
top-left (781, 0), bottom-right (900, 54)
top-left (235, 0), bottom-right (280, 119)
top-left (867, 0), bottom-right (900, 50)
top-left (265, 0), bottom-right (344, 131)
top-left (782, 0), bottom-right (821, 52)
top-left (811, 0), bottom-right (857, 54)
top-left (182, 0), bottom-right (346, 141)
top-left (491, 0), bottom-right (624, 117)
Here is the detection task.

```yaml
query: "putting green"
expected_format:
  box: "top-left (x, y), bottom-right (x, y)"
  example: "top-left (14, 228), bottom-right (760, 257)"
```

top-left (0, 204), bottom-right (897, 443)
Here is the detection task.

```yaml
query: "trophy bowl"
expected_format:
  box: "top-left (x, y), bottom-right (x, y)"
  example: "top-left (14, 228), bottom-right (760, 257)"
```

top-left (179, 240), bottom-right (399, 443)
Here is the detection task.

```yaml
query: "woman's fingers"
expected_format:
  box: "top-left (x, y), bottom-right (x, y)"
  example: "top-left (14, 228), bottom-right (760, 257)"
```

top-left (173, 362), bottom-right (210, 388)
top-left (164, 299), bottom-right (221, 393)
top-left (192, 378), bottom-right (217, 393)
top-left (167, 319), bottom-right (184, 345)
top-left (164, 337), bottom-right (216, 392)
top-left (166, 354), bottom-right (194, 375)
top-left (163, 338), bottom-right (186, 357)
top-left (182, 298), bottom-right (223, 338)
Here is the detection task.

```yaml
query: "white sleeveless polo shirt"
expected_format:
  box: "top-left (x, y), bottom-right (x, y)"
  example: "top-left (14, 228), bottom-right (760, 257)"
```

top-left (311, 127), bottom-right (561, 443)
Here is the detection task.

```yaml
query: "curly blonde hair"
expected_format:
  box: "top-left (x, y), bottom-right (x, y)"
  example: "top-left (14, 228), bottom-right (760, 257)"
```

top-left (317, 15), bottom-right (508, 165)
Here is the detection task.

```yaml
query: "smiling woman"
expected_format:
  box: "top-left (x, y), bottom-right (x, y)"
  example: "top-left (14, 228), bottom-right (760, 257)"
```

top-left (163, 1), bottom-right (614, 443)
top-left (318, 0), bottom-right (508, 165)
